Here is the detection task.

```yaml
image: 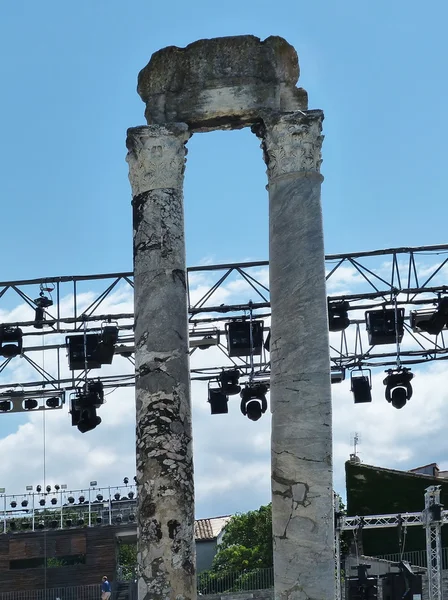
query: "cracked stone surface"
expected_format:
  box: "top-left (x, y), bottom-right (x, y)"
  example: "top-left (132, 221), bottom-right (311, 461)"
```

top-left (137, 35), bottom-right (308, 132)
top-left (255, 111), bottom-right (334, 600)
top-left (126, 123), bottom-right (196, 600)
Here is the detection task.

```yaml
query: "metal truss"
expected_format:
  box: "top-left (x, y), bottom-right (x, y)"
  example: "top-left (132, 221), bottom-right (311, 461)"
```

top-left (335, 486), bottom-right (446, 600)
top-left (1, 243), bottom-right (448, 398)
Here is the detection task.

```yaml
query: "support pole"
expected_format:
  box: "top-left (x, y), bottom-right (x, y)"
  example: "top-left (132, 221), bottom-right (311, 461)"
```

top-left (255, 110), bottom-right (334, 600)
top-left (126, 123), bottom-right (196, 600)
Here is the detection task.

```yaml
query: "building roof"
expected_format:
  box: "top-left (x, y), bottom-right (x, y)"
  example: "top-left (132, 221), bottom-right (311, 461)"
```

top-left (194, 515), bottom-right (231, 541)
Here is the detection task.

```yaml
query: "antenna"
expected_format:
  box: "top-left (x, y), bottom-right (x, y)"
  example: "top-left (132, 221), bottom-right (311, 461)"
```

top-left (350, 432), bottom-right (361, 464)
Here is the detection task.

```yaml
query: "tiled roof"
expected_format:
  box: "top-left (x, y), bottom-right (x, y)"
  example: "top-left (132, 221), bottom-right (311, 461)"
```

top-left (194, 515), bottom-right (231, 541)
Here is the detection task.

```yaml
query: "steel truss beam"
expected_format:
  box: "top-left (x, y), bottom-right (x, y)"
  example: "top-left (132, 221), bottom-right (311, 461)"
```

top-left (0, 244), bottom-right (448, 396)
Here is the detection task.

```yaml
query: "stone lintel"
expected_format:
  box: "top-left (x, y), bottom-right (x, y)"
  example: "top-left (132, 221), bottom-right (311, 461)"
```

top-left (137, 35), bottom-right (308, 132)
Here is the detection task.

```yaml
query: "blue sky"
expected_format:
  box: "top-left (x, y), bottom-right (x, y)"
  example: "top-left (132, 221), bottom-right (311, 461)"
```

top-left (0, 1), bottom-right (448, 515)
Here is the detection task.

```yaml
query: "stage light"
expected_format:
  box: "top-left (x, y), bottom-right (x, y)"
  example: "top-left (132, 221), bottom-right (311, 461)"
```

top-left (24, 399), bottom-right (38, 410)
top-left (46, 485), bottom-right (51, 493)
top-left (226, 320), bottom-right (264, 357)
top-left (134, 476), bottom-right (137, 483)
top-left (66, 334), bottom-right (103, 370)
top-left (36, 485), bottom-right (42, 492)
top-left (0, 326), bottom-right (23, 358)
top-left (33, 294), bottom-right (53, 329)
top-left (10, 500), bottom-right (17, 508)
top-left (54, 484), bottom-right (60, 491)
top-left (328, 300), bottom-right (350, 332)
top-left (39, 499), bottom-right (45, 506)
top-left (383, 368), bottom-right (413, 409)
top-left (128, 491), bottom-right (135, 500)
top-left (0, 401), bottom-right (11, 412)
top-left (351, 371), bottom-right (372, 404)
top-left (219, 369), bottom-right (241, 395)
top-left (114, 492), bottom-right (121, 501)
top-left (123, 477), bottom-right (129, 485)
top-left (21, 499), bottom-right (28, 507)
top-left (46, 397), bottom-right (60, 409)
top-left (79, 495), bottom-right (85, 503)
top-left (365, 308), bottom-right (405, 345)
top-left (240, 383), bottom-right (268, 421)
top-left (96, 494), bottom-right (103, 502)
top-left (70, 381), bottom-right (104, 433)
top-left (416, 298), bottom-right (448, 335)
top-left (331, 368), bottom-right (345, 384)
top-left (208, 389), bottom-right (228, 415)
top-left (51, 498), bottom-right (57, 505)
top-left (67, 496), bottom-right (75, 504)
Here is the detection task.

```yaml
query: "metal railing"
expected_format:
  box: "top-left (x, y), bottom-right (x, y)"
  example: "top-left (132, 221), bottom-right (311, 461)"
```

top-left (197, 567), bottom-right (274, 594)
top-left (376, 546), bottom-right (448, 569)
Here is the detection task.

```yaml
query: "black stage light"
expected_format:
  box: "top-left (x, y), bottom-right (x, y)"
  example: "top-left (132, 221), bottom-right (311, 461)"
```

top-left (418, 298), bottom-right (448, 335)
top-left (226, 320), bottom-right (264, 357)
top-left (240, 383), bottom-right (268, 421)
top-left (0, 326), bottom-right (23, 358)
top-left (66, 334), bottom-right (103, 370)
top-left (123, 477), bottom-right (129, 485)
top-left (51, 498), bottom-right (57, 505)
top-left (383, 368), bottom-right (413, 409)
top-left (54, 484), bottom-right (60, 491)
top-left (208, 389), bottom-right (229, 415)
top-left (331, 369), bottom-right (346, 384)
top-left (46, 397), bottom-right (60, 409)
top-left (46, 485), bottom-right (51, 493)
top-left (264, 331), bottom-right (271, 353)
top-left (79, 495), bottom-right (85, 503)
top-left (96, 494), bottom-right (103, 502)
top-left (128, 491), bottom-right (135, 500)
top-left (21, 500), bottom-right (28, 507)
top-left (0, 401), bottom-right (11, 412)
top-left (24, 399), bottom-right (38, 410)
top-left (351, 372), bottom-right (372, 404)
top-left (71, 382), bottom-right (104, 433)
top-left (10, 500), bottom-right (17, 508)
top-left (365, 308), bottom-right (404, 345)
top-left (67, 496), bottom-right (75, 504)
top-left (76, 409), bottom-right (102, 433)
top-left (39, 499), bottom-right (45, 506)
top-left (36, 485), bottom-right (42, 492)
top-left (328, 300), bottom-right (350, 332)
top-left (114, 492), bottom-right (121, 501)
top-left (33, 294), bottom-right (53, 329)
top-left (101, 325), bottom-right (119, 348)
top-left (219, 369), bottom-right (241, 395)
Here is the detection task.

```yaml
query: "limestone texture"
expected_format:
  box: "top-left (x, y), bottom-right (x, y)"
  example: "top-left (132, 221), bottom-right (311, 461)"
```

top-left (126, 123), bottom-right (196, 600)
top-left (255, 111), bottom-right (334, 600)
top-left (137, 36), bottom-right (308, 131)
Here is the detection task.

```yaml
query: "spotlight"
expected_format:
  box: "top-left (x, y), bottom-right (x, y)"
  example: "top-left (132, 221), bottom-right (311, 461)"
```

top-left (79, 495), bottom-right (85, 503)
top-left (24, 399), bottom-right (38, 410)
top-left (383, 368), bottom-right (413, 409)
top-left (10, 500), bottom-right (17, 508)
top-left (417, 298), bottom-right (448, 335)
top-left (33, 294), bottom-right (53, 329)
top-left (219, 369), bottom-right (241, 395)
top-left (134, 476), bottom-right (137, 483)
top-left (123, 477), bottom-right (129, 485)
top-left (46, 397), bottom-right (60, 409)
top-left (331, 369), bottom-right (346, 384)
top-left (70, 382), bottom-right (104, 433)
top-left (128, 491), bottom-right (135, 500)
top-left (36, 485), bottom-right (42, 493)
top-left (39, 499), bottom-right (45, 506)
top-left (67, 496), bottom-right (75, 504)
top-left (240, 383), bottom-right (268, 421)
top-left (21, 499), bottom-right (28, 507)
top-left (226, 320), bottom-right (264, 357)
top-left (66, 327), bottom-right (118, 371)
top-left (365, 308), bottom-right (404, 345)
top-left (208, 389), bottom-right (228, 415)
top-left (351, 371), bottom-right (372, 404)
top-left (51, 498), bottom-right (57, 505)
top-left (46, 485), bottom-right (51, 493)
top-left (96, 494), bottom-right (103, 502)
top-left (0, 326), bottom-right (23, 358)
top-left (328, 300), bottom-right (350, 332)
top-left (0, 401), bottom-right (11, 412)
top-left (54, 484), bottom-right (60, 491)
top-left (114, 492), bottom-right (121, 501)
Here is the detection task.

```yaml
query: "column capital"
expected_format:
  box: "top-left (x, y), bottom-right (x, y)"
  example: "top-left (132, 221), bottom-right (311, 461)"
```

top-left (126, 123), bottom-right (191, 195)
top-left (254, 110), bottom-right (324, 182)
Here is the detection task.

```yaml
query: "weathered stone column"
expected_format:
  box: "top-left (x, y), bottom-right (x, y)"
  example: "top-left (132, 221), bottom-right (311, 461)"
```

top-left (126, 123), bottom-right (196, 600)
top-left (255, 111), bottom-right (334, 600)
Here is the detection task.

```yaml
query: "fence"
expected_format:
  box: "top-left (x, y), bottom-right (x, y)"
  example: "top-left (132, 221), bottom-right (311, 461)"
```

top-left (0, 568), bottom-right (274, 600)
top-left (376, 547), bottom-right (448, 569)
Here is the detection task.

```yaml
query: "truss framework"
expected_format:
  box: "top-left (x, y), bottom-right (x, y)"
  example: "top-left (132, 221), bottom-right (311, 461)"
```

top-left (0, 243), bottom-right (448, 396)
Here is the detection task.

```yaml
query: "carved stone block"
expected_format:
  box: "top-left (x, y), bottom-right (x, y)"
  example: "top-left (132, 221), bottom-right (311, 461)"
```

top-left (137, 35), bottom-right (308, 132)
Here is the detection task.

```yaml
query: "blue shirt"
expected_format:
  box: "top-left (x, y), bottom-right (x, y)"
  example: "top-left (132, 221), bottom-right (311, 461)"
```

top-left (101, 581), bottom-right (111, 592)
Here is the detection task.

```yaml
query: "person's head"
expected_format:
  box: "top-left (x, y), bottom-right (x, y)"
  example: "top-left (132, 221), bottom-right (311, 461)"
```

top-left (102, 576), bottom-right (108, 582)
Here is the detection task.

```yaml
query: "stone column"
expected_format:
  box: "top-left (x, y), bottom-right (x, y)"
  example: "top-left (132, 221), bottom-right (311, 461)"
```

top-left (255, 110), bottom-right (334, 600)
top-left (126, 123), bottom-right (196, 600)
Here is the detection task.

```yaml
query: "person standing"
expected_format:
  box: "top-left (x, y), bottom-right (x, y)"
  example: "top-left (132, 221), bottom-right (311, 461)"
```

top-left (101, 576), bottom-right (111, 600)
